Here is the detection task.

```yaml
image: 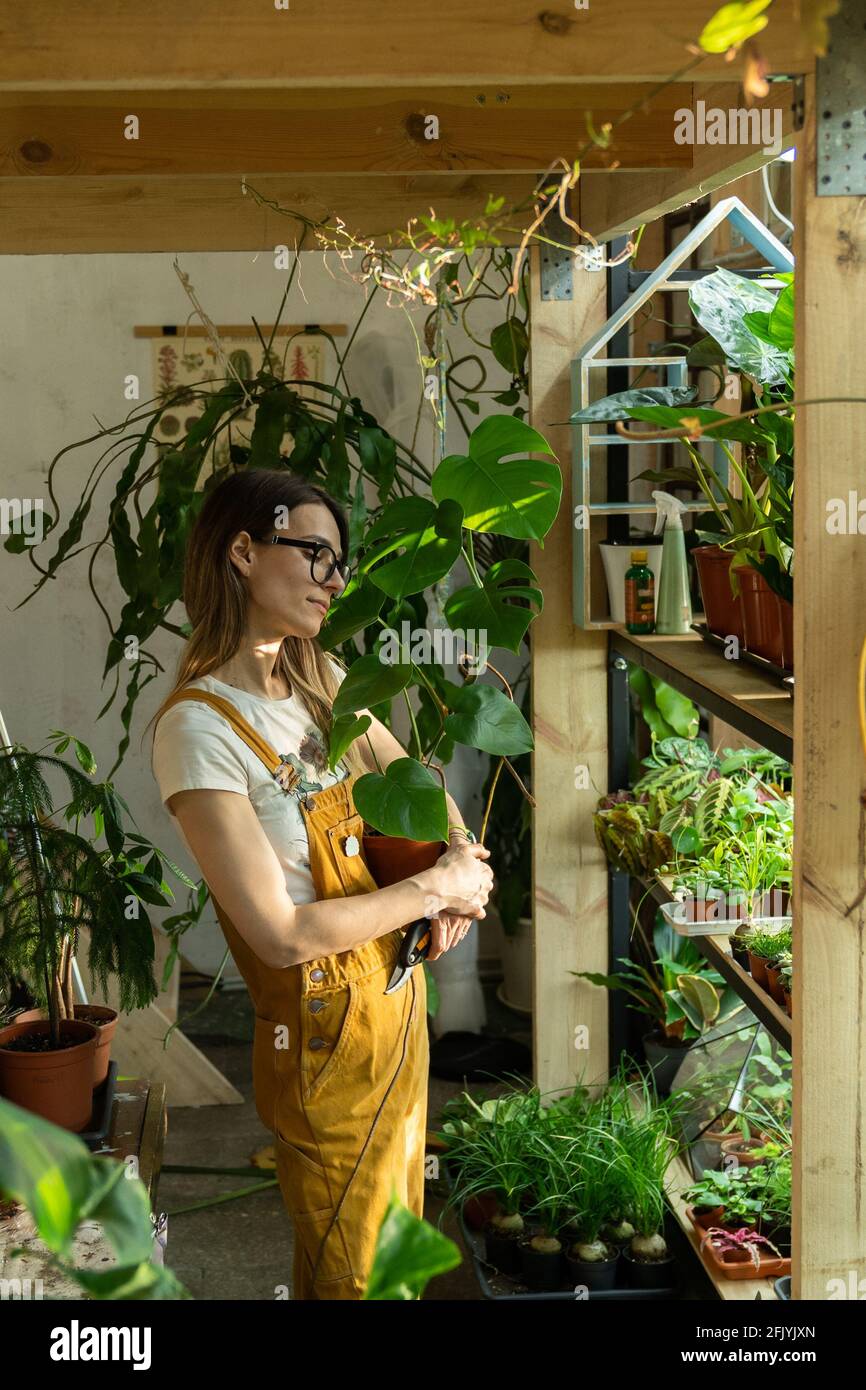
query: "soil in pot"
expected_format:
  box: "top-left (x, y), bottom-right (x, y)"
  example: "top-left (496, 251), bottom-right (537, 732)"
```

top-left (483, 1212), bottom-right (525, 1276)
top-left (642, 1030), bottom-right (692, 1097)
top-left (519, 1233), bottom-right (564, 1291)
top-left (564, 1240), bottom-right (620, 1291)
top-left (0, 1019), bottom-right (99, 1131)
top-left (693, 545), bottom-right (745, 643)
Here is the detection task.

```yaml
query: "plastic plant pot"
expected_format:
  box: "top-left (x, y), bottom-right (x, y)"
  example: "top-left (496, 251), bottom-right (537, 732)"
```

top-left (564, 1243), bottom-right (620, 1291)
top-left (519, 1235), bottom-right (565, 1292)
top-left (641, 1031), bottom-right (692, 1097)
top-left (621, 1248), bottom-right (678, 1290)
top-left (693, 545), bottom-right (745, 643)
top-left (483, 1222), bottom-right (524, 1276)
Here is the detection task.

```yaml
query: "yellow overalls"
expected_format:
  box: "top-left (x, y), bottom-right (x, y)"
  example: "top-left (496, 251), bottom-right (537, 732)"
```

top-left (161, 688), bottom-right (430, 1300)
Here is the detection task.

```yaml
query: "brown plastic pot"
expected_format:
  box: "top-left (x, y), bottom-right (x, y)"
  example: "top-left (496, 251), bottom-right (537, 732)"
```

top-left (739, 567), bottom-right (785, 666)
top-left (720, 1137), bottom-right (768, 1169)
top-left (747, 951), bottom-right (770, 988)
top-left (693, 545), bottom-right (745, 642)
top-left (764, 963), bottom-right (787, 1007)
top-left (361, 833), bottom-right (444, 888)
top-left (783, 988), bottom-right (792, 1017)
top-left (0, 1019), bottom-right (99, 1131)
top-left (779, 597), bottom-right (794, 671)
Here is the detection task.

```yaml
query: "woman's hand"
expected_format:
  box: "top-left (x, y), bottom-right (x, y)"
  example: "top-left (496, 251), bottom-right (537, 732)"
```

top-left (427, 910), bottom-right (475, 961)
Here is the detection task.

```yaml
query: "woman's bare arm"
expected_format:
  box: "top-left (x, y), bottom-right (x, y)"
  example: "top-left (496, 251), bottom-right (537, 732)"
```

top-left (167, 787), bottom-right (489, 969)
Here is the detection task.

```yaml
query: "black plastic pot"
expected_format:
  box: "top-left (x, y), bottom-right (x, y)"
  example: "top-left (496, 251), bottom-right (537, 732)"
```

top-left (519, 1236), bottom-right (564, 1291)
top-left (641, 1031), bottom-right (692, 1097)
top-left (621, 1248), bottom-right (678, 1290)
top-left (564, 1244), bottom-right (620, 1291)
top-left (483, 1223), bottom-right (524, 1276)
top-left (774, 1275), bottom-right (791, 1300)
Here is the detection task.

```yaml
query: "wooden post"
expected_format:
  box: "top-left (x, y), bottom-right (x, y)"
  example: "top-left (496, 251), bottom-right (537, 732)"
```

top-left (793, 71), bottom-right (866, 1298)
top-left (528, 229), bottom-right (609, 1096)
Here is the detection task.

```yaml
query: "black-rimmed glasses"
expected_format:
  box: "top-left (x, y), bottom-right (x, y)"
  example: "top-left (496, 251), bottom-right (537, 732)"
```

top-left (262, 536), bottom-right (353, 585)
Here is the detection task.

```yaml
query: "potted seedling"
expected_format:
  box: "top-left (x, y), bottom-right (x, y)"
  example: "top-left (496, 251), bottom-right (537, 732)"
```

top-left (683, 1166), bottom-right (763, 1232)
top-left (559, 1133), bottom-right (622, 1291)
top-left (616, 1104), bottom-right (680, 1289)
top-left (743, 925), bottom-right (792, 992)
top-left (517, 1130), bottom-right (579, 1291)
top-left (701, 1225), bottom-right (784, 1272)
top-left (0, 730), bottom-right (192, 1130)
top-left (439, 1088), bottom-right (540, 1277)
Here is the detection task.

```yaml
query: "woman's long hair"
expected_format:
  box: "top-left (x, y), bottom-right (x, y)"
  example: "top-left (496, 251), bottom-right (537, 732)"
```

top-left (146, 468), bottom-right (369, 779)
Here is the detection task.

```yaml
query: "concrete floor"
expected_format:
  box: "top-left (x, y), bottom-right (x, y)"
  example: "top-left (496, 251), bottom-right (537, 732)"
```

top-left (157, 971), bottom-right (531, 1301)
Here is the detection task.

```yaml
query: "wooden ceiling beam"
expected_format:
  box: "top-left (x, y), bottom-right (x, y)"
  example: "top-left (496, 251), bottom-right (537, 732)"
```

top-left (580, 82), bottom-right (798, 241)
top-left (0, 1), bottom-right (813, 90)
top-left (0, 85), bottom-right (695, 178)
top-left (0, 172), bottom-right (539, 253)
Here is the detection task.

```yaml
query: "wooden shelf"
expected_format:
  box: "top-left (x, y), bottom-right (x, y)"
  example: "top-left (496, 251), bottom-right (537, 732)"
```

top-left (642, 875), bottom-right (792, 1050)
top-left (610, 627), bottom-right (793, 760)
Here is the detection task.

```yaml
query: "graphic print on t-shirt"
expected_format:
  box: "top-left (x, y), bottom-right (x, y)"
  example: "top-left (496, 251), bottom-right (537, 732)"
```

top-left (275, 723), bottom-right (345, 798)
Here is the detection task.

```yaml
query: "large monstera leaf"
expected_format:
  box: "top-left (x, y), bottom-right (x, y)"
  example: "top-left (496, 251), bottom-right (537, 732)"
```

top-left (431, 416), bottom-right (560, 543)
top-left (358, 495), bottom-right (464, 600)
top-left (353, 757), bottom-right (449, 842)
top-left (442, 680), bottom-right (534, 757)
top-left (443, 559), bottom-right (542, 653)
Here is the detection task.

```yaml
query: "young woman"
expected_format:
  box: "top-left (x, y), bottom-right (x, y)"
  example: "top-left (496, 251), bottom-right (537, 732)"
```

top-left (149, 468), bottom-right (493, 1300)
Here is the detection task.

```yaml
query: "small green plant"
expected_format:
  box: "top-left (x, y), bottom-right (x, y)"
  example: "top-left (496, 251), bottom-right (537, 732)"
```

top-left (364, 1191), bottom-right (462, 1300)
top-left (744, 925), bottom-right (792, 962)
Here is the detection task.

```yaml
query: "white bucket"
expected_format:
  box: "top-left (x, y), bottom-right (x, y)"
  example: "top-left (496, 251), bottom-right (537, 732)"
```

top-left (600, 541), bottom-right (663, 625)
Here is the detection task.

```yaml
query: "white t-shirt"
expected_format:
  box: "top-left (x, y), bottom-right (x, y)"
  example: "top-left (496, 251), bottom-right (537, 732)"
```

top-left (151, 657), bottom-right (352, 906)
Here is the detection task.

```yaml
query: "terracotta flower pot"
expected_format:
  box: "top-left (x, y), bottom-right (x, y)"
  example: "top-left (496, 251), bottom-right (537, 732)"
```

top-left (739, 567), bottom-right (785, 666)
top-left (0, 1019), bottom-right (99, 1131)
top-left (764, 963), bottom-right (787, 1007)
top-left (747, 951), bottom-right (770, 987)
top-left (691, 1204), bottom-right (726, 1231)
top-left (3, 1003), bottom-right (118, 1087)
top-left (720, 1137), bottom-right (767, 1170)
top-left (73, 1005), bottom-right (118, 1087)
top-left (361, 833), bottom-right (444, 889)
top-left (693, 545), bottom-right (745, 642)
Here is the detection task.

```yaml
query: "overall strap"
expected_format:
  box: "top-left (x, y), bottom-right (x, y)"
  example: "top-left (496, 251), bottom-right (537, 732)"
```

top-left (161, 687), bottom-right (283, 777)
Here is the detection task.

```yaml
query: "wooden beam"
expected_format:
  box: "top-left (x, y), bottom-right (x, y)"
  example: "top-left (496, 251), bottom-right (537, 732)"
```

top-left (793, 72), bottom-right (866, 1301)
top-left (0, 85), bottom-right (693, 178)
top-left (0, 1), bottom-right (814, 90)
top-left (581, 82), bottom-right (797, 241)
top-left (528, 204), bottom-right (609, 1098)
top-left (0, 173), bottom-right (536, 252)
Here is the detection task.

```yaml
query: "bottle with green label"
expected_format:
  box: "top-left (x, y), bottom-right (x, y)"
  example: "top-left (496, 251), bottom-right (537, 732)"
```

top-left (625, 549), bottom-right (655, 634)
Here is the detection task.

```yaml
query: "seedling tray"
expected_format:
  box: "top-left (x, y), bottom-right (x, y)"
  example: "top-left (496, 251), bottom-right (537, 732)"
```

top-left (457, 1209), bottom-right (676, 1301)
top-left (79, 1061), bottom-right (118, 1150)
top-left (685, 1206), bottom-right (791, 1281)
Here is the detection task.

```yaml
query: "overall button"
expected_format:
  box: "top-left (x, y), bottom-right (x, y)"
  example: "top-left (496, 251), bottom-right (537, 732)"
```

top-left (308, 999), bottom-right (326, 1014)
top-left (310, 968), bottom-right (325, 982)
top-left (308, 1036), bottom-right (328, 1051)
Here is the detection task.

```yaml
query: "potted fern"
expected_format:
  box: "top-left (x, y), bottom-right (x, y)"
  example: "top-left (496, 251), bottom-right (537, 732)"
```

top-left (0, 729), bottom-right (192, 1131)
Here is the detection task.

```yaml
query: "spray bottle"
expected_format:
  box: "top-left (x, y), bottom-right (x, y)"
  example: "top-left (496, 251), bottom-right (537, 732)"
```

top-left (652, 491), bottom-right (693, 635)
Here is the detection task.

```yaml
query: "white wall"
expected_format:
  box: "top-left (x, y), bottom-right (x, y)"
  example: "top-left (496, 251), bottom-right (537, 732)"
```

top-left (0, 249), bottom-right (523, 980)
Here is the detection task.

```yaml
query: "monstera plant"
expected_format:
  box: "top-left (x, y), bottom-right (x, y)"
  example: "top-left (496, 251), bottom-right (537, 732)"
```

top-left (7, 342), bottom-right (558, 844)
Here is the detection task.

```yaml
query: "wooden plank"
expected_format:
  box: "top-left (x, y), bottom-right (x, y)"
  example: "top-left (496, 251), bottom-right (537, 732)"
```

top-left (108, 1002), bottom-right (243, 1109)
top-left (792, 71), bottom-right (866, 1302)
top-left (0, 85), bottom-right (693, 178)
top-left (133, 324), bottom-right (347, 338)
top-left (0, 173), bottom-right (536, 252)
top-left (528, 200), bottom-right (609, 1098)
top-left (581, 83), bottom-right (798, 242)
top-left (0, 2), bottom-right (813, 89)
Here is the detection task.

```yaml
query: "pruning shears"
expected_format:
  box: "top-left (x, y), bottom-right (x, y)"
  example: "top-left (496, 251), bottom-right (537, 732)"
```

top-left (383, 830), bottom-right (477, 995)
